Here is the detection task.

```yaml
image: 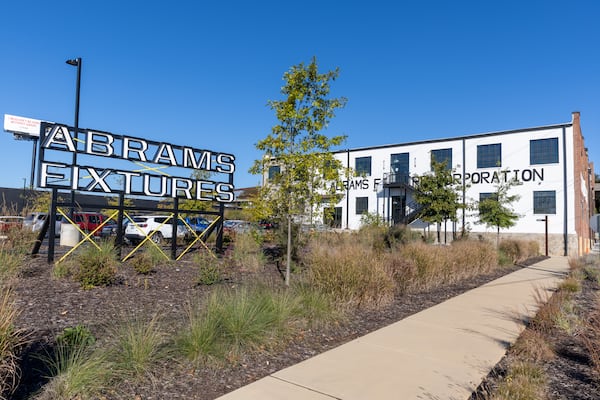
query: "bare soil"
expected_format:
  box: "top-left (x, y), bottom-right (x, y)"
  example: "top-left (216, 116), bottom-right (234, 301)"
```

top-left (8, 252), bottom-right (551, 399)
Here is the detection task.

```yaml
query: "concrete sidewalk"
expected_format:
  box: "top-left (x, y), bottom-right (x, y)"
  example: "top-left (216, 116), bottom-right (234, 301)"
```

top-left (217, 257), bottom-right (570, 400)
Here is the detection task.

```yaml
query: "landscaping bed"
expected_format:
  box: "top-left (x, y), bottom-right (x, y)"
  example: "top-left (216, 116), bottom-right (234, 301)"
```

top-left (8, 250), bottom-right (531, 399)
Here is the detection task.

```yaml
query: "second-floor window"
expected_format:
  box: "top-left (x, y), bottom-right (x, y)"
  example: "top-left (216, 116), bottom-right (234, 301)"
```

top-left (431, 148), bottom-right (452, 170)
top-left (530, 138), bottom-right (559, 165)
top-left (355, 156), bottom-right (372, 176)
top-left (477, 143), bottom-right (502, 168)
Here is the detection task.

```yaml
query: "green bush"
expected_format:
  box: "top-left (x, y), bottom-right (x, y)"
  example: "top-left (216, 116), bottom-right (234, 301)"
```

top-left (67, 241), bottom-right (119, 289)
top-left (194, 252), bottom-right (221, 285)
top-left (130, 252), bottom-right (155, 275)
top-left (57, 325), bottom-right (96, 349)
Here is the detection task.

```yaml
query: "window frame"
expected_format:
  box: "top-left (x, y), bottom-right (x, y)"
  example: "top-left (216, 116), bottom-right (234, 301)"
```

top-left (477, 143), bottom-right (502, 169)
top-left (355, 156), bottom-right (372, 177)
top-left (431, 148), bottom-right (453, 170)
top-left (530, 138), bottom-right (559, 165)
top-left (533, 190), bottom-right (556, 214)
top-left (355, 196), bottom-right (369, 215)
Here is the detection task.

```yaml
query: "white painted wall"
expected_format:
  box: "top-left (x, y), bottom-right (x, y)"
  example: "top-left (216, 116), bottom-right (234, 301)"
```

top-left (328, 125), bottom-right (576, 236)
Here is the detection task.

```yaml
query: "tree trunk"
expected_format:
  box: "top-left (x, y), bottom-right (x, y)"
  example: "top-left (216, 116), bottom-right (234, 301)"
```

top-left (286, 215), bottom-right (291, 286)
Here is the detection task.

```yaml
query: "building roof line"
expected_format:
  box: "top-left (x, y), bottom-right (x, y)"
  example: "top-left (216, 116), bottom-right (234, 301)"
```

top-left (334, 121), bottom-right (573, 154)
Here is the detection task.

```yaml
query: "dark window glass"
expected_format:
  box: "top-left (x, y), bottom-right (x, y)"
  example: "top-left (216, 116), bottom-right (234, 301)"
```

top-left (155, 217), bottom-right (167, 223)
top-left (390, 153), bottom-right (409, 184)
top-left (268, 165), bottom-right (280, 180)
top-left (533, 191), bottom-right (556, 214)
top-left (477, 143), bottom-right (502, 168)
top-left (355, 197), bottom-right (369, 215)
top-left (431, 148), bottom-right (452, 170)
top-left (530, 138), bottom-right (559, 164)
top-left (355, 157), bottom-right (372, 176)
top-left (479, 192), bottom-right (497, 202)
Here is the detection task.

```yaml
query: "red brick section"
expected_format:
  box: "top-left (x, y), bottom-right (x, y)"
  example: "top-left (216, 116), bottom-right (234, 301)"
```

top-left (571, 111), bottom-right (594, 255)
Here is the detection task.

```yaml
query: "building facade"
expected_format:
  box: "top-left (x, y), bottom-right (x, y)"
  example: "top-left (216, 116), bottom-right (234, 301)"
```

top-left (326, 112), bottom-right (594, 256)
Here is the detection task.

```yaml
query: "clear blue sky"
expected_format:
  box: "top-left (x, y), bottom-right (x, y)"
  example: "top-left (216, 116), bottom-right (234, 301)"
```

top-left (1, 0), bottom-right (599, 191)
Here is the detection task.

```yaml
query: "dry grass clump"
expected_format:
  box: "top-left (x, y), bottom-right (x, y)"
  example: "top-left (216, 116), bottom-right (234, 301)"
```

top-left (498, 240), bottom-right (539, 264)
top-left (582, 293), bottom-right (600, 381)
top-left (306, 238), bottom-right (395, 309)
top-left (231, 231), bottom-right (265, 272)
top-left (395, 240), bottom-right (498, 293)
top-left (305, 230), bottom-right (502, 306)
top-left (0, 289), bottom-right (25, 399)
top-left (490, 361), bottom-right (547, 400)
top-left (510, 329), bottom-right (554, 363)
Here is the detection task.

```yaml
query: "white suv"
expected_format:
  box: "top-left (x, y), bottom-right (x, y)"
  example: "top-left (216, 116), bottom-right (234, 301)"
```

top-left (124, 215), bottom-right (187, 245)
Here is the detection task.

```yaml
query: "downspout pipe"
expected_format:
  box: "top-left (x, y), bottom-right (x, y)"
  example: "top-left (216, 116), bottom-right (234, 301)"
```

top-left (563, 127), bottom-right (568, 256)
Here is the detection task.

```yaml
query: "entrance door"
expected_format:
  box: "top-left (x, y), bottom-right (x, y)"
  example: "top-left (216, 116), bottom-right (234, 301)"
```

top-left (392, 196), bottom-right (406, 225)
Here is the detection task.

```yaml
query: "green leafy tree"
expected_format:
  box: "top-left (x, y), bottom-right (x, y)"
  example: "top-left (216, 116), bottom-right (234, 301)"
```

top-left (413, 160), bottom-right (463, 243)
top-left (250, 57), bottom-right (348, 285)
top-left (477, 169), bottom-right (521, 246)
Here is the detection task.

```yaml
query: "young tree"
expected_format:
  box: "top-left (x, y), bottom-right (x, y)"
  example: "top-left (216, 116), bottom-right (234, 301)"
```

top-left (250, 57), bottom-right (347, 285)
top-left (413, 160), bottom-right (463, 243)
top-left (477, 169), bottom-right (521, 246)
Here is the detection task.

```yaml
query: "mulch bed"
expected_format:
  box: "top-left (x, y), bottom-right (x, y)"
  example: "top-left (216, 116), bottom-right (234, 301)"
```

top-left (9, 252), bottom-right (546, 399)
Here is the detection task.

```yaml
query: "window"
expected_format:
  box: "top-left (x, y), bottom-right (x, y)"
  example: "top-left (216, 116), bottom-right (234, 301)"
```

top-left (479, 192), bottom-right (497, 202)
top-left (533, 191), bottom-right (556, 214)
top-left (390, 153), bottom-right (409, 184)
top-left (530, 138), bottom-right (558, 165)
top-left (477, 143), bottom-right (502, 168)
top-left (478, 192), bottom-right (498, 215)
top-left (431, 148), bottom-right (452, 170)
top-left (324, 207), bottom-right (342, 228)
top-left (355, 197), bottom-right (369, 215)
top-left (268, 165), bottom-right (280, 180)
top-left (355, 156), bottom-right (371, 176)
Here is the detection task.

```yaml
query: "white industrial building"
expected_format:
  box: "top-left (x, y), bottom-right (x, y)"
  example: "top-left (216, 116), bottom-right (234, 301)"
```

top-left (322, 112), bottom-right (594, 256)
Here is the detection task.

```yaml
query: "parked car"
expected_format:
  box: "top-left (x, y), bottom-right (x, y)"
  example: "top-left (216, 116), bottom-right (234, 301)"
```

top-left (185, 216), bottom-right (210, 234)
top-left (124, 215), bottom-right (187, 245)
top-left (100, 217), bottom-right (132, 241)
top-left (23, 212), bottom-right (62, 236)
top-left (73, 212), bottom-right (108, 235)
top-left (0, 216), bottom-right (24, 239)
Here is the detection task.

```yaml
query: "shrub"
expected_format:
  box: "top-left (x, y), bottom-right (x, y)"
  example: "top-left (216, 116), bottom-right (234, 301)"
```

top-left (56, 325), bottom-right (96, 349)
top-left (66, 241), bottom-right (119, 289)
top-left (130, 252), bottom-right (154, 275)
top-left (194, 252), bottom-right (221, 285)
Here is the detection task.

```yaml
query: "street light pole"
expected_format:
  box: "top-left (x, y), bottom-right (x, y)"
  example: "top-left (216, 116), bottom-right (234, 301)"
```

top-left (66, 58), bottom-right (81, 217)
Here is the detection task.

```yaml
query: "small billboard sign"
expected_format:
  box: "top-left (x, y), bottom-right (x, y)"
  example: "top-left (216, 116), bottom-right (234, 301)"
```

top-left (3, 114), bottom-right (42, 138)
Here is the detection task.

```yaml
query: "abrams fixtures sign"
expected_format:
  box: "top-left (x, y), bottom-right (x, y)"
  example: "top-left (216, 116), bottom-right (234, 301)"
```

top-left (37, 124), bottom-right (235, 202)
